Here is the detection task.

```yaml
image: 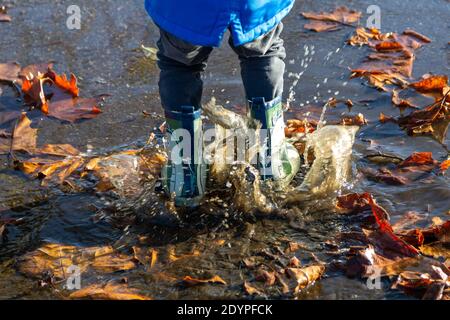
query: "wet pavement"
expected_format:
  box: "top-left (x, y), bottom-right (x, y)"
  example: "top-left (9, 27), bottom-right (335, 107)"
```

top-left (0, 0), bottom-right (449, 299)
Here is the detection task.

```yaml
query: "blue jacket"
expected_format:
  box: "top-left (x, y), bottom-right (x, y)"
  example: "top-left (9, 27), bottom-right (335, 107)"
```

top-left (145, 0), bottom-right (295, 47)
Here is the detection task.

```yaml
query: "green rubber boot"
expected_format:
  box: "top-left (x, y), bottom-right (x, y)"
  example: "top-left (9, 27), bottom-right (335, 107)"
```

top-left (162, 106), bottom-right (206, 207)
top-left (249, 97), bottom-right (300, 189)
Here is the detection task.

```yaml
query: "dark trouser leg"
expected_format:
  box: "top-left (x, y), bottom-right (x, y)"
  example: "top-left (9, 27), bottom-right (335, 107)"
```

top-left (229, 23), bottom-right (286, 101)
top-left (157, 28), bottom-right (213, 112)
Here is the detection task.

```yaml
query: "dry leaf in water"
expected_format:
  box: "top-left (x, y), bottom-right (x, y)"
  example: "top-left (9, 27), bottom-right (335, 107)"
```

top-left (0, 62), bottom-right (20, 82)
top-left (182, 275), bottom-right (227, 287)
top-left (243, 281), bottom-right (263, 296)
top-left (302, 6), bottom-right (361, 25)
top-left (9, 113), bottom-right (37, 154)
top-left (69, 282), bottom-right (151, 300)
top-left (286, 265), bottom-right (325, 293)
top-left (18, 243), bottom-right (136, 279)
top-left (304, 20), bottom-right (340, 32)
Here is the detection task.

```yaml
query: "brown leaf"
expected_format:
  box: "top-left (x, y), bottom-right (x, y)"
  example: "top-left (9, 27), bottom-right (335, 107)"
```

top-left (410, 75), bottom-right (448, 93)
top-left (11, 113), bottom-right (37, 154)
top-left (397, 99), bottom-right (449, 142)
top-left (420, 243), bottom-right (450, 260)
top-left (18, 243), bottom-right (136, 280)
top-left (340, 113), bottom-right (368, 126)
top-left (361, 167), bottom-right (409, 185)
top-left (37, 144), bottom-right (80, 157)
top-left (286, 265), bottom-right (325, 293)
top-left (0, 61), bottom-right (20, 82)
top-left (304, 20), bottom-right (340, 32)
top-left (392, 90), bottom-right (418, 109)
top-left (168, 247), bottom-right (201, 263)
top-left (69, 282), bottom-right (151, 300)
top-left (348, 28), bottom-right (431, 91)
top-left (255, 270), bottom-right (276, 286)
top-left (243, 281), bottom-right (263, 296)
top-left (398, 152), bottom-right (437, 168)
top-left (18, 62), bottom-right (54, 82)
top-left (302, 7), bottom-right (361, 25)
top-left (347, 27), bottom-right (387, 47)
top-left (379, 112), bottom-right (397, 124)
top-left (182, 275), bottom-right (227, 287)
top-left (348, 245), bottom-right (420, 278)
top-left (285, 119), bottom-right (317, 137)
top-left (392, 211), bottom-right (426, 233)
top-left (336, 192), bottom-right (372, 214)
top-left (45, 94), bottom-right (104, 123)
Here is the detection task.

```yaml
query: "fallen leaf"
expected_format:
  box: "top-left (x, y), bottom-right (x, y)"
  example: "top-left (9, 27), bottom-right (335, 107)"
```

top-left (392, 90), bottom-right (418, 109)
top-left (243, 281), bottom-right (263, 295)
top-left (397, 99), bottom-right (449, 143)
top-left (18, 243), bottom-right (136, 280)
top-left (285, 119), bottom-right (317, 137)
top-left (255, 269), bottom-right (276, 286)
top-left (361, 167), bottom-right (409, 185)
top-left (69, 282), bottom-right (151, 300)
top-left (182, 275), bottom-right (227, 287)
top-left (392, 211), bottom-right (427, 233)
top-left (10, 113), bottom-right (37, 154)
top-left (349, 28), bottom-right (431, 91)
top-left (302, 6), bottom-right (361, 25)
top-left (398, 152), bottom-right (437, 168)
top-left (340, 113), bottom-right (368, 126)
top-left (168, 247), bottom-right (201, 263)
top-left (46, 68), bottom-right (79, 97)
top-left (18, 62), bottom-right (54, 82)
top-left (0, 61), bottom-right (20, 82)
top-left (22, 74), bottom-right (50, 113)
top-left (410, 75), bottom-right (448, 93)
top-left (304, 20), bottom-right (340, 32)
top-left (440, 160), bottom-right (450, 172)
top-left (379, 112), bottom-right (397, 124)
top-left (420, 243), bottom-right (450, 260)
top-left (37, 144), bottom-right (80, 157)
top-left (286, 265), bottom-right (325, 293)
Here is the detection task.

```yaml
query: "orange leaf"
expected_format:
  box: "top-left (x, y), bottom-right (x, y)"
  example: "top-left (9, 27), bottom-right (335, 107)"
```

top-left (440, 160), bottom-right (450, 172)
top-left (47, 68), bottom-right (79, 97)
top-left (69, 283), bottom-right (151, 300)
top-left (398, 152), bottom-right (436, 168)
top-left (182, 275), bottom-right (227, 287)
top-left (410, 75), bottom-right (448, 92)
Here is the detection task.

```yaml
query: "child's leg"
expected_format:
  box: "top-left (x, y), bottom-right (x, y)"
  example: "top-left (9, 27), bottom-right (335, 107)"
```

top-left (229, 23), bottom-right (299, 188)
top-left (157, 28), bottom-right (213, 111)
top-left (157, 28), bottom-right (212, 207)
top-left (229, 23), bottom-right (286, 102)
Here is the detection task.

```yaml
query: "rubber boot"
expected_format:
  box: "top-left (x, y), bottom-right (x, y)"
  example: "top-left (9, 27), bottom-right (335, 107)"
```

top-left (162, 106), bottom-right (206, 207)
top-left (249, 97), bottom-right (300, 189)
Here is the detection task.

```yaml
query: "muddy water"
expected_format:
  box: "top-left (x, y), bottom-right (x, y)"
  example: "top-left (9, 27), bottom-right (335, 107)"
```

top-left (0, 0), bottom-right (449, 299)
